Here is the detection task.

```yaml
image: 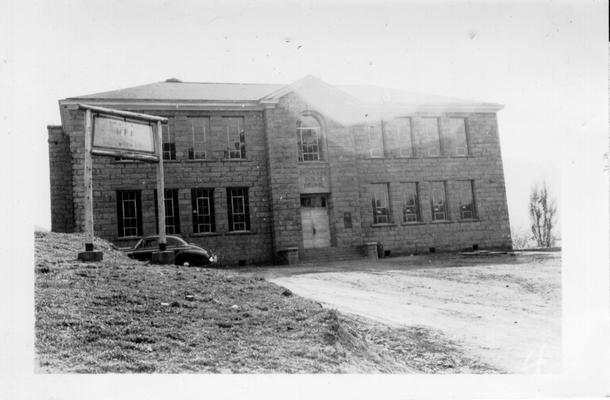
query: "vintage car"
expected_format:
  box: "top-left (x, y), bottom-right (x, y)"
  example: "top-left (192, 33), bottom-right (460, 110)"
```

top-left (123, 235), bottom-right (218, 266)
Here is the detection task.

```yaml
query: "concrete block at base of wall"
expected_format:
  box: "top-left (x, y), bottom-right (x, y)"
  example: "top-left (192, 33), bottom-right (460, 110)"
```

top-left (276, 247), bottom-right (299, 265)
top-left (364, 242), bottom-right (378, 261)
top-left (77, 251), bottom-right (103, 262)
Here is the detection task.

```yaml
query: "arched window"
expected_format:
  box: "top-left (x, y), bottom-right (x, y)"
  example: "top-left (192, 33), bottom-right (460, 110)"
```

top-left (296, 115), bottom-right (323, 162)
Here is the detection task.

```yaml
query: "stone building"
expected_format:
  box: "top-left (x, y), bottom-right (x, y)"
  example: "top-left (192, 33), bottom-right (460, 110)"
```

top-left (48, 75), bottom-right (512, 264)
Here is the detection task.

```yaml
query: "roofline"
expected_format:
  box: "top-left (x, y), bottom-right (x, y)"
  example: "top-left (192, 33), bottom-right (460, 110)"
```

top-left (59, 98), bottom-right (503, 114)
top-left (59, 99), bottom-right (266, 111)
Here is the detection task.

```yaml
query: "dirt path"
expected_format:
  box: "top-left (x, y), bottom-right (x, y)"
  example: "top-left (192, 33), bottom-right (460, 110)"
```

top-left (269, 253), bottom-right (561, 373)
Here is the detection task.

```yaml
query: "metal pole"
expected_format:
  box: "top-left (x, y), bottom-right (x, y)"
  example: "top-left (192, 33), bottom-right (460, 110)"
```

top-left (83, 109), bottom-right (94, 251)
top-left (156, 121), bottom-right (167, 251)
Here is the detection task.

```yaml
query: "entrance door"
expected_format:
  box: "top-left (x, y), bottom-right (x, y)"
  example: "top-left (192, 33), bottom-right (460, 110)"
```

top-left (301, 194), bottom-right (331, 249)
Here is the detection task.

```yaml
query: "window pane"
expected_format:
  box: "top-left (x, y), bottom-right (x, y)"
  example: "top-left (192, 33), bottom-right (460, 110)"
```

top-left (297, 116), bottom-right (321, 162)
top-left (430, 181), bottom-right (447, 221)
top-left (154, 189), bottom-right (180, 234)
top-left (387, 118), bottom-right (413, 157)
top-left (456, 180), bottom-right (476, 219)
top-left (368, 123), bottom-right (384, 157)
top-left (402, 182), bottom-right (420, 222)
top-left (371, 184), bottom-right (390, 224)
top-left (420, 118), bottom-right (440, 157)
top-left (227, 187), bottom-right (250, 231)
top-left (117, 190), bottom-right (141, 237)
top-left (225, 117), bottom-right (246, 159)
top-left (161, 122), bottom-right (176, 160)
top-left (192, 188), bottom-right (215, 233)
top-left (188, 117), bottom-right (209, 159)
top-left (448, 118), bottom-right (468, 156)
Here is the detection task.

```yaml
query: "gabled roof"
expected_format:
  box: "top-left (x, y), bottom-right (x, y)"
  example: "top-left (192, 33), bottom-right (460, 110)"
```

top-left (69, 81), bottom-right (284, 102)
top-left (64, 76), bottom-right (503, 119)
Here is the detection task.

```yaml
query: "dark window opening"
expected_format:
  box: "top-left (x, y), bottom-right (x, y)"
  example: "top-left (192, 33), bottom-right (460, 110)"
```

top-left (154, 189), bottom-right (181, 234)
top-left (227, 187), bottom-right (250, 231)
top-left (116, 190), bottom-right (142, 238)
top-left (191, 188), bottom-right (215, 233)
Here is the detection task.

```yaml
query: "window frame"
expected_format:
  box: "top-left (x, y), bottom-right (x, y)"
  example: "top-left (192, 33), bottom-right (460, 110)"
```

top-left (154, 189), bottom-right (181, 235)
top-left (296, 115), bottom-right (323, 162)
top-left (116, 190), bottom-right (142, 238)
top-left (188, 117), bottom-right (210, 160)
top-left (224, 117), bottom-right (246, 159)
top-left (368, 122), bottom-right (385, 158)
top-left (397, 118), bottom-right (415, 157)
top-left (420, 117), bottom-right (442, 157)
top-left (447, 117), bottom-right (470, 157)
top-left (191, 188), bottom-right (215, 233)
top-left (161, 121), bottom-right (176, 160)
top-left (371, 183), bottom-right (391, 224)
top-left (456, 180), bottom-right (478, 220)
top-left (226, 187), bottom-right (251, 232)
top-left (401, 182), bottom-right (421, 223)
top-left (429, 181), bottom-right (448, 221)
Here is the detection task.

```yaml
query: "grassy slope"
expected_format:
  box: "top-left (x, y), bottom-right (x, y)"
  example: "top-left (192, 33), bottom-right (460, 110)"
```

top-left (35, 232), bottom-right (495, 373)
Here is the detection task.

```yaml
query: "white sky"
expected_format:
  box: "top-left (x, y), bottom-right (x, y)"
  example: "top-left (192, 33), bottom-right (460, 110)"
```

top-left (3, 0), bottom-right (608, 235)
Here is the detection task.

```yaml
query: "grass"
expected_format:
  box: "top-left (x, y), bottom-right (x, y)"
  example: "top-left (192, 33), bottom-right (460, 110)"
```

top-left (35, 231), bottom-right (496, 373)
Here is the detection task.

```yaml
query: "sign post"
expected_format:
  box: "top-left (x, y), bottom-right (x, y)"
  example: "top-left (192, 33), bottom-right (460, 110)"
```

top-left (76, 104), bottom-right (172, 264)
top-left (77, 109), bottom-right (102, 261)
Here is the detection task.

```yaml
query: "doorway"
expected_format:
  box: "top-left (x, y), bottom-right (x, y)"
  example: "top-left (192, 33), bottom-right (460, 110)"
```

top-left (300, 194), bottom-right (331, 249)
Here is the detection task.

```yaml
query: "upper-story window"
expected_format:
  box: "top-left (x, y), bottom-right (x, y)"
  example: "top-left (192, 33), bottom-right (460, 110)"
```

top-left (297, 115), bottom-right (322, 162)
top-left (447, 117), bottom-right (469, 156)
top-left (385, 118), bottom-right (414, 157)
top-left (161, 121), bottom-right (176, 160)
top-left (224, 117), bottom-right (246, 159)
top-left (420, 118), bottom-right (441, 157)
top-left (188, 117), bottom-right (210, 160)
top-left (368, 122), bottom-right (384, 158)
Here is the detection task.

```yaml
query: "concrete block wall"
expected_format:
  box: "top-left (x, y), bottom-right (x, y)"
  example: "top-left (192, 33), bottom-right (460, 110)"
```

top-left (354, 113), bottom-right (512, 253)
top-left (47, 125), bottom-right (74, 233)
top-left (59, 106), bottom-right (273, 264)
top-left (263, 94), bottom-right (306, 254)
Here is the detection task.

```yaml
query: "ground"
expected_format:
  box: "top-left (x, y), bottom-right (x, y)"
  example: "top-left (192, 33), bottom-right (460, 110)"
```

top-left (35, 232), bottom-right (494, 373)
top-left (246, 252), bottom-right (561, 373)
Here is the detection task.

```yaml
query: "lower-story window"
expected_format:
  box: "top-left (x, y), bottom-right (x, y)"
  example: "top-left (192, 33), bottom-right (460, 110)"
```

top-left (154, 189), bottom-right (181, 234)
top-left (116, 190), bottom-right (142, 237)
top-left (430, 181), bottom-right (448, 221)
top-left (371, 183), bottom-right (390, 224)
top-left (402, 182), bottom-right (420, 222)
top-left (456, 180), bottom-right (477, 219)
top-left (191, 188), bottom-right (215, 233)
top-left (227, 187), bottom-right (250, 231)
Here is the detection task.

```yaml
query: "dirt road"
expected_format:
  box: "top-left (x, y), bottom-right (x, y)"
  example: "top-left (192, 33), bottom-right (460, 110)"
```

top-left (267, 252), bottom-right (561, 373)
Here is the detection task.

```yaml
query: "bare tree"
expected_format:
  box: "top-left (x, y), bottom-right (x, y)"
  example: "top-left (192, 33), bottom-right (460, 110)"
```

top-left (529, 182), bottom-right (557, 247)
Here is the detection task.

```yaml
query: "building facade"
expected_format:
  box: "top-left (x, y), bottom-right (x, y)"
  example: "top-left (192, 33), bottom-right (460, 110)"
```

top-left (48, 76), bottom-right (512, 264)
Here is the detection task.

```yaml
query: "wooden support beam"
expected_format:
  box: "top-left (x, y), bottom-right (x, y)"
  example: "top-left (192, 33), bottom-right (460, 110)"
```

top-left (78, 103), bottom-right (168, 123)
top-left (83, 109), bottom-right (94, 251)
top-left (156, 120), bottom-right (167, 251)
